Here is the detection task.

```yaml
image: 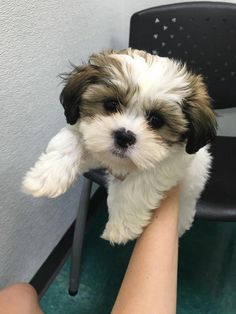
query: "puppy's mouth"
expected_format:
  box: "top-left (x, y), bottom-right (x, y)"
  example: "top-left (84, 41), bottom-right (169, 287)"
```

top-left (111, 148), bottom-right (129, 159)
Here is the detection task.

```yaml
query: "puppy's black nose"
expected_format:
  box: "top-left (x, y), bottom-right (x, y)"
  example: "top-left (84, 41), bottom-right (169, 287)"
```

top-left (114, 128), bottom-right (136, 148)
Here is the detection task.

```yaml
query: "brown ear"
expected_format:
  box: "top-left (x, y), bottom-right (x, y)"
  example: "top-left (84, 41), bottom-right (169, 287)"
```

top-left (60, 64), bottom-right (101, 125)
top-left (183, 75), bottom-right (217, 154)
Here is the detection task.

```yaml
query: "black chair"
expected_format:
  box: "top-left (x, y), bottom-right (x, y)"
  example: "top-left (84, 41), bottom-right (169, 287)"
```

top-left (69, 1), bottom-right (236, 295)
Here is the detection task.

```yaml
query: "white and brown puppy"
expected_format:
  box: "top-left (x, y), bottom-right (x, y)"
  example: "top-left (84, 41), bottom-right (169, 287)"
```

top-left (23, 49), bottom-right (217, 244)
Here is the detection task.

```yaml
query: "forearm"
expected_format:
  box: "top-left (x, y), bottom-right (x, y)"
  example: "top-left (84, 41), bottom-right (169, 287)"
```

top-left (112, 186), bottom-right (179, 314)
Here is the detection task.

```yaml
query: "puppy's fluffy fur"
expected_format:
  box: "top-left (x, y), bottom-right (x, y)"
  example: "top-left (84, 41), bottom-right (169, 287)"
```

top-left (23, 49), bottom-right (217, 244)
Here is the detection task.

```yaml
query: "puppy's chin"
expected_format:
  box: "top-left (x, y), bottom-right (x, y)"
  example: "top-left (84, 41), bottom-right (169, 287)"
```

top-left (79, 114), bottom-right (170, 175)
top-left (94, 151), bottom-right (137, 177)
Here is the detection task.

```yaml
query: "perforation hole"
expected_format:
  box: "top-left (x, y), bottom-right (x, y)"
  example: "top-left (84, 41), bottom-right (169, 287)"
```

top-left (184, 51), bottom-right (188, 55)
top-left (186, 34), bottom-right (191, 39)
top-left (172, 18), bottom-right (176, 22)
top-left (163, 25), bottom-right (168, 31)
top-left (155, 18), bottom-right (160, 23)
top-left (170, 34), bottom-right (174, 39)
top-left (179, 26), bottom-right (183, 31)
top-left (230, 72), bottom-right (235, 76)
top-left (221, 77), bottom-right (226, 81)
top-left (152, 49), bottom-right (157, 55)
top-left (177, 42), bottom-right (182, 47)
top-left (153, 34), bottom-right (158, 39)
top-left (161, 42), bottom-right (166, 47)
top-left (224, 62), bottom-right (228, 67)
top-left (168, 50), bottom-right (172, 55)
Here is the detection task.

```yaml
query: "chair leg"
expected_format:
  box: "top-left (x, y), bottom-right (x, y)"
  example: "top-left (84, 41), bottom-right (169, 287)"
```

top-left (69, 176), bottom-right (92, 296)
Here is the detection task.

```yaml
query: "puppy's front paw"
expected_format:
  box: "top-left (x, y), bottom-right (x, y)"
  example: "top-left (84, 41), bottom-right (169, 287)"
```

top-left (22, 127), bottom-right (84, 198)
top-left (22, 151), bottom-right (78, 198)
top-left (101, 220), bottom-right (142, 245)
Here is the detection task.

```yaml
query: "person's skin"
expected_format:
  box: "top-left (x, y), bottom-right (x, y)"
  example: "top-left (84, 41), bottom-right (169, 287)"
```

top-left (112, 185), bottom-right (180, 314)
top-left (0, 186), bottom-right (179, 314)
top-left (0, 283), bottom-right (43, 314)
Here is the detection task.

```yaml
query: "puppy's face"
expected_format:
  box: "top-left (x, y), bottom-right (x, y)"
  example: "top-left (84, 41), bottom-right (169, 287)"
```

top-left (60, 49), bottom-right (217, 175)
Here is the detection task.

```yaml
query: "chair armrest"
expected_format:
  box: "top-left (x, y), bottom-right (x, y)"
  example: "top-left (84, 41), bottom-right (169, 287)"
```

top-left (84, 169), bottom-right (107, 187)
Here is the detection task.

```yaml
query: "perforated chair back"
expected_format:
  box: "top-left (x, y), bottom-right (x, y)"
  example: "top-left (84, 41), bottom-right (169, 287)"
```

top-left (130, 2), bottom-right (236, 220)
top-left (129, 1), bottom-right (236, 110)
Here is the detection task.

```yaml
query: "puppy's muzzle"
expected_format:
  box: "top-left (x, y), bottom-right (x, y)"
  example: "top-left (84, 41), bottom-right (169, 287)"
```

top-left (113, 128), bottom-right (136, 149)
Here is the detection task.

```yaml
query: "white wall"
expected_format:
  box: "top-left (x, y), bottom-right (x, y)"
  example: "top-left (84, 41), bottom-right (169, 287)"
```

top-left (0, 0), bottom-right (159, 289)
top-left (0, 0), bottom-right (235, 288)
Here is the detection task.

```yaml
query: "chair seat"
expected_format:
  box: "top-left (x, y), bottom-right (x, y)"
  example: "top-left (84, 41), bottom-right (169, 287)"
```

top-left (197, 136), bottom-right (236, 220)
top-left (196, 199), bottom-right (236, 221)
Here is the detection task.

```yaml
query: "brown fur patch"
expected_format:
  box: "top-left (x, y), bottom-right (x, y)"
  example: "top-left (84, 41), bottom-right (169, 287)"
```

top-left (143, 100), bottom-right (188, 143)
top-left (116, 48), bottom-right (157, 65)
top-left (79, 50), bottom-right (141, 117)
top-left (81, 83), bottom-right (123, 117)
top-left (60, 64), bottom-right (107, 124)
top-left (183, 74), bottom-right (217, 153)
top-left (60, 49), bottom-right (216, 153)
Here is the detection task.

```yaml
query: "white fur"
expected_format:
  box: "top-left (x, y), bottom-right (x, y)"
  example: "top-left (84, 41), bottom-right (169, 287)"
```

top-left (23, 125), bottom-right (211, 244)
top-left (102, 145), bottom-right (211, 244)
top-left (114, 53), bottom-right (191, 104)
top-left (22, 127), bottom-right (99, 198)
top-left (22, 51), bottom-right (213, 244)
top-left (79, 113), bottom-right (169, 175)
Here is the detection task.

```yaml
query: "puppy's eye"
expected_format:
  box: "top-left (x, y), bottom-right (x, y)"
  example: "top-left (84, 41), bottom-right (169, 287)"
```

top-left (103, 99), bottom-right (119, 113)
top-left (147, 111), bottom-right (165, 129)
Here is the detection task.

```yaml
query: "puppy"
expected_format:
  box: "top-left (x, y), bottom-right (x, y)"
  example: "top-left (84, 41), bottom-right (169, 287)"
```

top-left (23, 49), bottom-right (217, 244)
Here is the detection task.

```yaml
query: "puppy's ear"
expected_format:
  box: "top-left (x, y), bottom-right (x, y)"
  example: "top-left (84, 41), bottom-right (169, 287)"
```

top-left (183, 75), bottom-right (217, 154)
top-left (60, 64), bottom-right (101, 125)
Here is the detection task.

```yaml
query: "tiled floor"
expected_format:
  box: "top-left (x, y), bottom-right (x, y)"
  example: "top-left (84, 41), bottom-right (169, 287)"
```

top-left (41, 194), bottom-right (236, 314)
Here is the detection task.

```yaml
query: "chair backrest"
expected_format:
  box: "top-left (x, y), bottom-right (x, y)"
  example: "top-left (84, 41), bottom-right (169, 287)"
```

top-left (129, 2), bottom-right (236, 110)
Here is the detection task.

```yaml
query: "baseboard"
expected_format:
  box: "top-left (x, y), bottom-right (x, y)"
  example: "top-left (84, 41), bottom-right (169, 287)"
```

top-left (30, 186), bottom-right (107, 298)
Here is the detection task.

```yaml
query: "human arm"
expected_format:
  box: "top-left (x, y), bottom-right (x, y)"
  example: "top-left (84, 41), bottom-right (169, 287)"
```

top-left (112, 185), bottom-right (180, 314)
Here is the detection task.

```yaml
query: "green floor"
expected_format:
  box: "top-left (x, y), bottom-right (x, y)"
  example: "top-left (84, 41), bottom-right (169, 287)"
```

top-left (41, 194), bottom-right (236, 314)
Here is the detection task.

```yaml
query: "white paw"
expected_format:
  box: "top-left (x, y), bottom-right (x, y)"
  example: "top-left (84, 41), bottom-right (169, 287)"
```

top-left (101, 220), bottom-right (143, 245)
top-left (22, 151), bottom-right (78, 198)
top-left (22, 127), bottom-right (84, 198)
top-left (22, 174), bottom-right (66, 198)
